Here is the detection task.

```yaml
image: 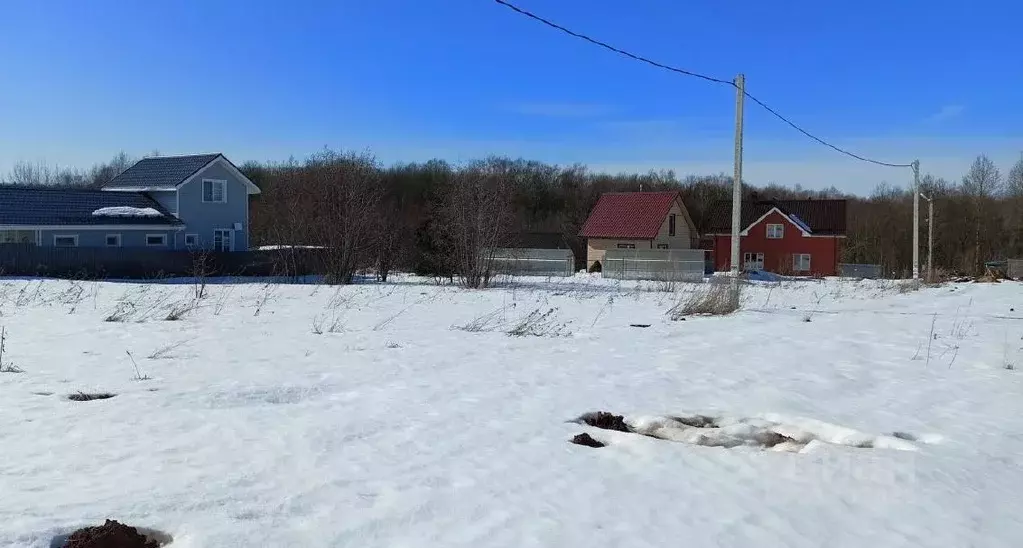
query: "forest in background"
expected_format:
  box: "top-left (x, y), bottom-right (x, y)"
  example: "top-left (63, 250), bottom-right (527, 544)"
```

top-left (4, 150), bottom-right (1023, 281)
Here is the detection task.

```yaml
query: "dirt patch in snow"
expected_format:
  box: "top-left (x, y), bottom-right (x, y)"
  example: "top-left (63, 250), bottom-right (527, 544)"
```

top-left (570, 433), bottom-right (605, 448)
top-left (578, 411), bottom-right (631, 432)
top-left (52, 520), bottom-right (170, 548)
top-left (573, 411), bottom-right (920, 453)
top-left (66, 392), bottom-right (116, 402)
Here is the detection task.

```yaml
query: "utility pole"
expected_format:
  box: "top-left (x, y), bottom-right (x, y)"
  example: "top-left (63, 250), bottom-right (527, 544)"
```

top-left (730, 74), bottom-right (745, 275)
top-left (920, 191), bottom-right (934, 282)
top-left (912, 160), bottom-right (920, 279)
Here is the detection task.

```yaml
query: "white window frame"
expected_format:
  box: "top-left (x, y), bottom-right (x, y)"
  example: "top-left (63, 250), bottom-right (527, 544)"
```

top-left (184, 233), bottom-right (199, 248)
top-left (766, 223), bottom-right (784, 239)
top-left (668, 214), bottom-right (677, 237)
top-left (793, 253), bottom-right (811, 272)
top-left (213, 229), bottom-right (233, 252)
top-left (53, 234), bottom-right (79, 247)
top-left (105, 234), bottom-right (122, 247)
top-left (656, 243), bottom-right (669, 250)
top-left (743, 252), bottom-right (764, 271)
top-left (145, 234), bottom-right (168, 247)
top-left (202, 179), bottom-right (227, 203)
top-left (616, 243), bottom-right (636, 249)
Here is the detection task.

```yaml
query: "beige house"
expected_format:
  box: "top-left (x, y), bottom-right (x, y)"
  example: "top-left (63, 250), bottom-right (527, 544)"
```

top-left (579, 191), bottom-right (697, 270)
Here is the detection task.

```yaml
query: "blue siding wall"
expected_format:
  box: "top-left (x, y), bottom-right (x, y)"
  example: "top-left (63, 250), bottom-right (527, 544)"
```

top-left (176, 161), bottom-right (250, 251)
top-left (149, 191), bottom-right (178, 216)
top-left (38, 229), bottom-right (179, 248)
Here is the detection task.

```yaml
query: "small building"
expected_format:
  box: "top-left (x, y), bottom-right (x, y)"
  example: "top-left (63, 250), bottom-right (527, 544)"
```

top-left (0, 153), bottom-right (260, 251)
top-left (578, 191), bottom-right (697, 271)
top-left (702, 199), bottom-right (847, 276)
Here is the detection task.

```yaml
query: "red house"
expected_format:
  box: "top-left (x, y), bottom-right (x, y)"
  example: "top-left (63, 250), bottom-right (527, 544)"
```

top-left (702, 199), bottom-right (847, 276)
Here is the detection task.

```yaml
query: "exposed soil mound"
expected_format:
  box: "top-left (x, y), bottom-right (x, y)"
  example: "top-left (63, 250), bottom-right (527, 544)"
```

top-left (61, 520), bottom-right (159, 548)
top-left (581, 411), bottom-right (631, 432)
top-left (570, 433), bottom-right (605, 448)
top-left (67, 392), bottom-right (116, 402)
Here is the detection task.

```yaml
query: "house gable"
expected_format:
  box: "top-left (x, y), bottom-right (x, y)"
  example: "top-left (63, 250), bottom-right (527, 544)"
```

top-left (739, 206), bottom-right (811, 237)
top-left (178, 156), bottom-right (261, 195)
top-left (174, 159), bottom-right (253, 251)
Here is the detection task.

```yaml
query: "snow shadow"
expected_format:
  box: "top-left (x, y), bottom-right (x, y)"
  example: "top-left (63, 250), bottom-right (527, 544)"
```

top-left (206, 385), bottom-right (321, 408)
top-left (572, 411), bottom-right (921, 453)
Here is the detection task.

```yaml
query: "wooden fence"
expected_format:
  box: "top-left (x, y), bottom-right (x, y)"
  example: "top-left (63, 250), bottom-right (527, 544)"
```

top-left (0, 244), bottom-right (326, 279)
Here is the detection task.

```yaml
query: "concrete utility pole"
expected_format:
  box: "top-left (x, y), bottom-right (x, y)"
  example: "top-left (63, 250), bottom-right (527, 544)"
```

top-left (920, 191), bottom-right (934, 281)
top-left (730, 74), bottom-right (745, 275)
top-left (912, 160), bottom-right (921, 279)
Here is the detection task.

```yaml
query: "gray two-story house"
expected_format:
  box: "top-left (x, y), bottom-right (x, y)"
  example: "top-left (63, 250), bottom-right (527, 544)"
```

top-left (0, 153), bottom-right (259, 251)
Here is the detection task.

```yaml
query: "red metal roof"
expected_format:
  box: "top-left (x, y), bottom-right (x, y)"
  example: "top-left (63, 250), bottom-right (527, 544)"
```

top-left (579, 191), bottom-right (681, 239)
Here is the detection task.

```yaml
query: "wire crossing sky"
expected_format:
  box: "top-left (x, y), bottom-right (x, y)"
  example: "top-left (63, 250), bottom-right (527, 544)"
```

top-left (492, 0), bottom-right (915, 169)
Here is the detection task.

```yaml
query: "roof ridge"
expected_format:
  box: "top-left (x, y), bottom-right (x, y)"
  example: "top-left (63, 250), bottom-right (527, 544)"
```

top-left (601, 190), bottom-right (679, 195)
top-left (0, 185), bottom-right (114, 194)
top-left (136, 152), bottom-right (222, 160)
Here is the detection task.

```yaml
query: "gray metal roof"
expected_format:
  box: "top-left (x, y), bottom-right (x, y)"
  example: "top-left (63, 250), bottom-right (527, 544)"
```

top-left (104, 153), bottom-right (222, 189)
top-left (0, 186), bottom-right (181, 226)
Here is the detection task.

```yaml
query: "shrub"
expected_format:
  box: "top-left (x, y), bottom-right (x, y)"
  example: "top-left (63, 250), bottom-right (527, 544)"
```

top-left (668, 280), bottom-right (742, 319)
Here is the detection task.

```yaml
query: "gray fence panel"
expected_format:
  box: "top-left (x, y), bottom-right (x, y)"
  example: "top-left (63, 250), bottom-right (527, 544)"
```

top-left (1008, 259), bottom-right (1023, 280)
top-left (838, 263), bottom-right (882, 279)
top-left (491, 248), bottom-right (575, 277)
top-left (602, 248), bottom-right (707, 281)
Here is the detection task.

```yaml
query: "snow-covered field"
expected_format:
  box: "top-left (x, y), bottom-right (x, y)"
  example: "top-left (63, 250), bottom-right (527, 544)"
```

top-left (2, 275), bottom-right (1022, 547)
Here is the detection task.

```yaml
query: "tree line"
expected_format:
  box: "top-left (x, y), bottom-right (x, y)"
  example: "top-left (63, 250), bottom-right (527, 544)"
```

top-left (5, 150), bottom-right (1023, 283)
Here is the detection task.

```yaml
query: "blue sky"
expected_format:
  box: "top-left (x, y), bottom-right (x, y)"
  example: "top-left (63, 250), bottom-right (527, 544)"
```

top-left (1, 0), bottom-right (1021, 194)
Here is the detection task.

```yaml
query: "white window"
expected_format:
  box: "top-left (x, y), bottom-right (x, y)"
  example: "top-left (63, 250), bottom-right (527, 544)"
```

top-left (766, 224), bottom-right (784, 239)
top-left (213, 229), bottom-right (233, 252)
top-left (184, 234), bottom-right (199, 248)
top-left (743, 252), bottom-right (764, 271)
top-left (793, 253), bottom-right (811, 272)
top-left (105, 234), bottom-right (121, 247)
top-left (656, 244), bottom-right (669, 250)
top-left (146, 234), bottom-right (168, 247)
top-left (668, 214), bottom-right (677, 237)
top-left (616, 243), bottom-right (636, 249)
top-left (202, 179), bottom-right (227, 203)
top-left (53, 235), bottom-right (78, 247)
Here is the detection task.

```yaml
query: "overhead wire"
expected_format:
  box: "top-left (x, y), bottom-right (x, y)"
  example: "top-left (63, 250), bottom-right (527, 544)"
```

top-left (492, 0), bottom-right (914, 169)
top-left (492, 0), bottom-right (731, 85)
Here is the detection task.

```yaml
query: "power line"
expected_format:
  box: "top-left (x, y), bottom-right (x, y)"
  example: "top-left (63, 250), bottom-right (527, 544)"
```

top-left (741, 91), bottom-right (914, 168)
top-left (492, 0), bottom-right (731, 85)
top-left (492, 0), bottom-right (914, 169)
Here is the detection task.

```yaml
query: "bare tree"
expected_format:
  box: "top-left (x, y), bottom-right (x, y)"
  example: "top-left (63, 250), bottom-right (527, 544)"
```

top-left (304, 150), bottom-right (383, 284)
top-left (438, 159), bottom-right (516, 289)
top-left (1004, 157), bottom-right (1023, 256)
top-left (962, 154), bottom-right (1003, 272)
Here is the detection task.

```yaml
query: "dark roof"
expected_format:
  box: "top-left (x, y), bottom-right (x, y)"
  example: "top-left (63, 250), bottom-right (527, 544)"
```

top-left (0, 186), bottom-right (181, 226)
top-left (579, 191), bottom-right (682, 239)
top-left (704, 199), bottom-right (847, 235)
top-left (104, 153), bottom-right (222, 189)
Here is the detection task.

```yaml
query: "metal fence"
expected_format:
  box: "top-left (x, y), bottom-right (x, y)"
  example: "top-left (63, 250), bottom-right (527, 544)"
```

top-left (491, 248), bottom-right (575, 277)
top-left (838, 263), bottom-right (882, 279)
top-left (602, 248), bottom-right (707, 281)
top-left (1008, 259), bottom-right (1023, 279)
top-left (0, 244), bottom-right (325, 279)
